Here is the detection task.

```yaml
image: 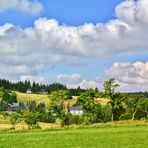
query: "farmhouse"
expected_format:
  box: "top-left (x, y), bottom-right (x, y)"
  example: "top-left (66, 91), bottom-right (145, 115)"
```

top-left (26, 89), bottom-right (32, 94)
top-left (69, 106), bottom-right (83, 115)
top-left (7, 102), bottom-right (26, 112)
top-left (39, 89), bottom-right (48, 94)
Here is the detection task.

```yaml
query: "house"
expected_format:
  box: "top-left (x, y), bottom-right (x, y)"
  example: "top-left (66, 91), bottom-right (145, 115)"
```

top-left (26, 89), bottom-right (32, 94)
top-left (7, 102), bottom-right (26, 112)
top-left (69, 106), bottom-right (83, 115)
top-left (39, 89), bottom-right (48, 94)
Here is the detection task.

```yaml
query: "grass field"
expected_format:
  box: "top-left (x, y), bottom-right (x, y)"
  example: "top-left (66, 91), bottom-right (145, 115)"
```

top-left (16, 92), bottom-right (50, 105)
top-left (16, 92), bottom-right (109, 106)
top-left (0, 91), bottom-right (109, 107)
top-left (0, 125), bottom-right (147, 148)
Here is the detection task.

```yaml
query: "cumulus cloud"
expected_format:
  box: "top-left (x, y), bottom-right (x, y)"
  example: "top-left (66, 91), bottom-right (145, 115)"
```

top-left (0, 0), bottom-right (43, 15)
top-left (21, 74), bottom-right (100, 89)
top-left (105, 61), bottom-right (148, 92)
top-left (20, 75), bottom-right (49, 84)
top-left (56, 73), bottom-right (100, 89)
top-left (0, 0), bottom-right (148, 90)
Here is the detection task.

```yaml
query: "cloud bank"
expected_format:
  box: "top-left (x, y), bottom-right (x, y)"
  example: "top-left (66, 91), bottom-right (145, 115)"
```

top-left (0, 0), bottom-right (148, 91)
top-left (106, 61), bottom-right (148, 92)
top-left (0, 0), bottom-right (43, 15)
top-left (21, 73), bottom-right (100, 89)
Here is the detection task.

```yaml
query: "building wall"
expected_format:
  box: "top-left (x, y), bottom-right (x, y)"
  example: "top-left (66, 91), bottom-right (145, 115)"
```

top-left (70, 110), bottom-right (83, 115)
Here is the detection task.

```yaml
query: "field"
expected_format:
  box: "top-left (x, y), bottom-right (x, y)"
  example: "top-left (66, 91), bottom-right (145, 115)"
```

top-left (0, 125), bottom-right (148, 148)
top-left (15, 92), bottom-right (108, 106)
top-left (16, 92), bottom-right (50, 105)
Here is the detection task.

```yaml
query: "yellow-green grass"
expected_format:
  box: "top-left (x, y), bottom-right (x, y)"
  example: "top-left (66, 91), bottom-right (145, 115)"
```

top-left (0, 115), bottom-right (61, 130)
top-left (16, 92), bottom-right (50, 105)
top-left (16, 92), bottom-right (109, 106)
top-left (16, 92), bottom-right (79, 107)
top-left (0, 124), bottom-right (148, 148)
top-left (0, 114), bottom-right (148, 131)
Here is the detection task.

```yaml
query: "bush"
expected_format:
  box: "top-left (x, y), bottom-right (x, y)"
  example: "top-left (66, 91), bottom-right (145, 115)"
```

top-left (39, 112), bottom-right (56, 123)
top-left (119, 113), bottom-right (131, 120)
top-left (24, 112), bottom-right (39, 129)
top-left (70, 115), bottom-right (84, 125)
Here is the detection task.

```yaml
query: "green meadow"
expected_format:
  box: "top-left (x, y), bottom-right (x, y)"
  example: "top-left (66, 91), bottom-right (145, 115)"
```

top-left (0, 125), bottom-right (148, 148)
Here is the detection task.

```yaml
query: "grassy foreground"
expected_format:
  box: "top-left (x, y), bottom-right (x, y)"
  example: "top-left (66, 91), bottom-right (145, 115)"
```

top-left (0, 125), bottom-right (148, 148)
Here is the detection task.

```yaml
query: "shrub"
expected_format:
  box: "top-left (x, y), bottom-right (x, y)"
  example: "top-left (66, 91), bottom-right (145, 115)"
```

top-left (119, 113), bottom-right (131, 120)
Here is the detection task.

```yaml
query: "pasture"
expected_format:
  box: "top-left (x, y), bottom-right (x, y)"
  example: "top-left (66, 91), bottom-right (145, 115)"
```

top-left (16, 92), bottom-right (108, 106)
top-left (0, 124), bottom-right (148, 148)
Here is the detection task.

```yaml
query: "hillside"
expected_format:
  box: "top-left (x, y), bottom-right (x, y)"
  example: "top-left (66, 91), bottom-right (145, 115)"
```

top-left (16, 92), bottom-right (109, 106)
top-left (16, 92), bottom-right (50, 105)
top-left (0, 90), bottom-right (109, 107)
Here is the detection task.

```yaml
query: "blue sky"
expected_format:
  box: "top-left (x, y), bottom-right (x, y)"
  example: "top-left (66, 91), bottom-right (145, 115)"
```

top-left (0, 0), bottom-right (148, 91)
top-left (0, 0), bottom-right (123, 27)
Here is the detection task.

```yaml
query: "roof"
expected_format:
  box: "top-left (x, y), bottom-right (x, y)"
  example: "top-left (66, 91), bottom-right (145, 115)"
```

top-left (69, 106), bottom-right (83, 111)
top-left (27, 89), bottom-right (32, 91)
top-left (11, 103), bottom-right (19, 107)
top-left (7, 105), bottom-right (26, 111)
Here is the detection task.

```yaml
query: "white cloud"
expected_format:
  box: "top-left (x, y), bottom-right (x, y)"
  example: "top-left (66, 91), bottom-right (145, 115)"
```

top-left (106, 61), bottom-right (148, 92)
top-left (55, 74), bottom-right (100, 89)
top-left (21, 73), bottom-right (100, 89)
top-left (20, 75), bottom-right (49, 84)
top-left (56, 73), bottom-right (82, 85)
top-left (0, 0), bottom-right (43, 15)
top-left (0, 0), bottom-right (148, 91)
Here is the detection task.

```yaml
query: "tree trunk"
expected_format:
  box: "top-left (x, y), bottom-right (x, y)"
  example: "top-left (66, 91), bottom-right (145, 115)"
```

top-left (111, 113), bottom-right (114, 122)
top-left (145, 109), bottom-right (148, 118)
top-left (132, 109), bottom-right (137, 121)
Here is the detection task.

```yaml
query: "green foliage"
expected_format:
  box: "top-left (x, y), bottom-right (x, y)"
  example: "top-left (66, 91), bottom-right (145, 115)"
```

top-left (49, 90), bottom-right (70, 119)
top-left (9, 113), bottom-right (21, 129)
top-left (36, 102), bottom-right (46, 114)
top-left (103, 78), bottom-right (127, 121)
top-left (23, 111), bottom-right (40, 129)
top-left (39, 112), bottom-right (56, 123)
top-left (127, 98), bottom-right (142, 120)
top-left (103, 78), bottom-right (119, 98)
top-left (101, 106), bottom-right (112, 122)
top-left (119, 113), bottom-right (132, 120)
top-left (77, 89), bottom-right (97, 113)
top-left (0, 91), bottom-right (18, 111)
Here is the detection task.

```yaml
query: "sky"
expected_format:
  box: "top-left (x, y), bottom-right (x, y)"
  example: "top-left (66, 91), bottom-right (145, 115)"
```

top-left (0, 0), bottom-right (148, 92)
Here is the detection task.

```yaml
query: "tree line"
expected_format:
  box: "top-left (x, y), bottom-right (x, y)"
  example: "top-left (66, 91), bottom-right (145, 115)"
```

top-left (0, 78), bottom-right (86, 96)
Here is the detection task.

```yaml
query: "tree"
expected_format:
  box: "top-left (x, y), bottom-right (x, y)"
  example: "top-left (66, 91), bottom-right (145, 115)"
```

top-left (11, 92), bottom-right (17, 103)
top-left (103, 78), bottom-right (127, 121)
top-left (127, 98), bottom-right (142, 120)
top-left (77, 89), bottom-right (103, 123)
top-left (23, 111), bottom-right (40, 129)
top-left (77, 89), bottom-right (97, 113)
top-left (36, 102), bottom-right (46, 114)
top-left (127, 98), bottom-right (148, 120)
top-left (140, 98), bottom-right (148, 118)
top-left (9, 113), bottom-right (21, 129)
top-left (49, 90), bottom-right (70, 119)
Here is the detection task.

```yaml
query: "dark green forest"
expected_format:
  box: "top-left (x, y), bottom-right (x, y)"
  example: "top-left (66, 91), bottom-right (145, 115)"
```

top-left (0, 78), bottom-right (86, 96)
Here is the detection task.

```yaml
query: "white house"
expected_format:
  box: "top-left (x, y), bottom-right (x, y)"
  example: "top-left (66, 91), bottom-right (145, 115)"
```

top-left (69, 106), bottom-right (83, 115)
top-left (11, 102), bottom-right (20, 107)
top-left (26, 89), bottom-right (32, 94)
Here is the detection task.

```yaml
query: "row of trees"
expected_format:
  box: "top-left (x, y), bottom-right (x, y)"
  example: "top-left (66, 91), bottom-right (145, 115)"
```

top-left (0, 78), bottom-right (148, 130)
top-left (0, 79), bottom-right (67, 93)
top-left (0, 78), bottom-right (86, 95)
